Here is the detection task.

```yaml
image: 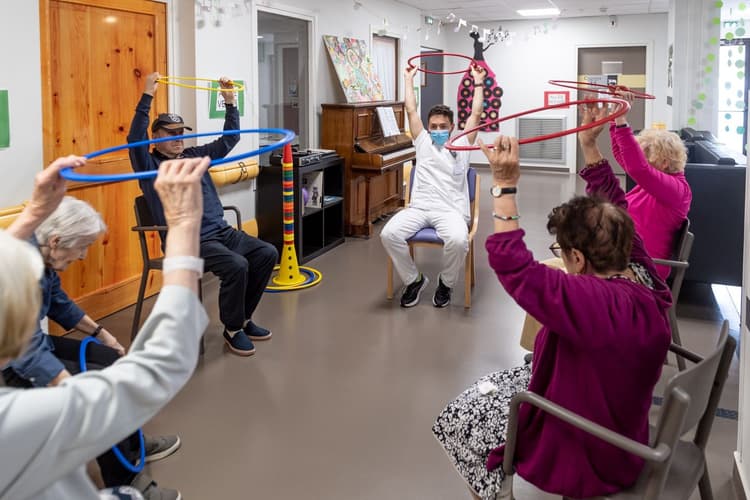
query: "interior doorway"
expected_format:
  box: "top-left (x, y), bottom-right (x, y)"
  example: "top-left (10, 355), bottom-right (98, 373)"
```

top-left (576, 45), bottom-right (648, 173)
top-left (419, 47), bottom-right (444, 126)
top-left (257, 10), bottom-right (310, 148)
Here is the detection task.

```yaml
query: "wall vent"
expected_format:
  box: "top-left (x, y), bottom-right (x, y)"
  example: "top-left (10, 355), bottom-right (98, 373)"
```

top-left (517, 116), bottom-right (566, 164)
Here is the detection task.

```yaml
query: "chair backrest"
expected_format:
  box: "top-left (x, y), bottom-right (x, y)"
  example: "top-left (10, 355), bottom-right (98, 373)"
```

top-left (133, 196), bottom-right (160, 264)
top-left (669, 218), bottom-right (694, 300)
top-left (656, 320), bottom-right (731, 439)
top-left (407, 166), bottom-right (477, 203)
top-left (134, 195), bottom-right (155, 226)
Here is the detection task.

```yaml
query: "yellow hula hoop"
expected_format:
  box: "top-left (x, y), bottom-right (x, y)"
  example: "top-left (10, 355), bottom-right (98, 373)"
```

top-left (155, 76), bottom-right (245, 92)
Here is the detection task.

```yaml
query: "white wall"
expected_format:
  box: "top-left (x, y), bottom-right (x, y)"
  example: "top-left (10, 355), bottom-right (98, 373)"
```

top-left (0, 0), bottom-right (43, 206)
top-left (441, 13), bottom-right (669, 170)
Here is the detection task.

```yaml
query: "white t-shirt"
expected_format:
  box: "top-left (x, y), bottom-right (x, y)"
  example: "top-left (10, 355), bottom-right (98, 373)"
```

top-left (409, 129), bottom-right (471, 221)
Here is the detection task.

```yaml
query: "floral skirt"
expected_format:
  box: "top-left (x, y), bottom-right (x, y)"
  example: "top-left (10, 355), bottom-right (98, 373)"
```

top-left (432, 364), bottom-right (532, 500)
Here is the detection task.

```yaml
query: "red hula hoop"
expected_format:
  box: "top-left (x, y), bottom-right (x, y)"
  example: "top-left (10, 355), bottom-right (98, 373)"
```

top-left (548, 80), bottom-right (655, 100)
top-left (445, 98), bottom-right (631, 151)
top-left (407, 53), bottom-right (476, 75)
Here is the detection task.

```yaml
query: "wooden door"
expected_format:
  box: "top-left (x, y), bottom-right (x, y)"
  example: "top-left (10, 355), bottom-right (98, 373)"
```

top-left (40, 0), bottom-right (167, 323)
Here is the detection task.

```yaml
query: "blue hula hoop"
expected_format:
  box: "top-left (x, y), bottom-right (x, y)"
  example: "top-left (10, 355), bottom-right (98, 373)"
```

top-left (79, 336), bottom-right (146, 474)
top-left (60, 128), bottom-right (296, 182)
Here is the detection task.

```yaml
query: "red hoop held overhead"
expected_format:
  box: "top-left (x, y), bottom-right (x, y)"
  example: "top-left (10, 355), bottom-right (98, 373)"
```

top-left (445, 98), bottom-right (631, 151)
top-left (548, 80), bottom-right (655, 100)
top-left (407, 53), bottom-right (476, 75)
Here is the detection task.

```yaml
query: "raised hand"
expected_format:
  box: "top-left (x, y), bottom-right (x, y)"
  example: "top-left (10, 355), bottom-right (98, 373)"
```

top-left (577, 102), bottom-right (609, 147)
top-left (28, 156), bottom-right (85, 220)
top-left (470, 64), bottom-right (487, 85)
top-left (404, 65), bottom-right (419, 82)
top-left (480, 135), bottom-right (520, 187)
top-left (154, 156), bottom-right (210, 229)
top-left (144, 72), bottom-right (161, 96)
top-left (218, 76), bottom-right (236, 106)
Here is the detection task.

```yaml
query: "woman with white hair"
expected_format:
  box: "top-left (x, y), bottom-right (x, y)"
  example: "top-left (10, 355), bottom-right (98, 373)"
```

top-left (2, 195), bottom-right (182, 497)
top-left (0, 155), bottom-right (210, 500)
top-left (599, 91), bottom-right (692, 280)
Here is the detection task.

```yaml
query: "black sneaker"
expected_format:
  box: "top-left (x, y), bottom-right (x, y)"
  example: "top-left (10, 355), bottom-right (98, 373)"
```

top-left (400, 274), bottom-right (429, 308)
top-left (433, 277), bottom-right (451, 308)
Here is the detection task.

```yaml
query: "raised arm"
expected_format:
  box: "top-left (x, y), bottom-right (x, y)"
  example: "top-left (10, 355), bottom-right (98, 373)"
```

top-left (186, 77), bottom-right (240, 160)
top-left (404, 65), bottom-right (424, 138)
top-left (0, 157), bottom-right (210, 498)
top-left (6, 156), bottom-right (85, 241)
top-left (610, 125), bottom-right (690, 207)
top-left (127, 72), bottom-right (160, 172)
top-left (463, 65), bottom-right (487, 145)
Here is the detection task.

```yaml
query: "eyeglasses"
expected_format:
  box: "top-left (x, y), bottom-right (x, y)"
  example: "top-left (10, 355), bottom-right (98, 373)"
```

top-left (549, 242), bottom-right (562, 258)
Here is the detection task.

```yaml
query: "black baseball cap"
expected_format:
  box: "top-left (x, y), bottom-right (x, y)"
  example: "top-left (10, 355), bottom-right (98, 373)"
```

top-left (151, 113), bottom-right (193, 132)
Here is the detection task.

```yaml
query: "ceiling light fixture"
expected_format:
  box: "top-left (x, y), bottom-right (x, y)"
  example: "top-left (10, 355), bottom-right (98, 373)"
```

top-left (517, 8), bottom-right (560, 17)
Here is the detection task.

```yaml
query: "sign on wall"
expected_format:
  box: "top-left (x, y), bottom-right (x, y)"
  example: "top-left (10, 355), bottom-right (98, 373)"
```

top-left (0, 90), bottom-right (9, 148)
top-left (209, 80), bottom-right (245, 119)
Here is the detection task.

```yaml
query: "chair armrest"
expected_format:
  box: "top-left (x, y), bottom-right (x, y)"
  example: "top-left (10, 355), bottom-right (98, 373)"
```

top-left (223, 205), bottom-right (242, 230)
top-left (652, 258), bottom-right (689, 269)
top-left (131, 225), bottom-right (168, 232)
top-left (502, 391), bottom-right (671, 476)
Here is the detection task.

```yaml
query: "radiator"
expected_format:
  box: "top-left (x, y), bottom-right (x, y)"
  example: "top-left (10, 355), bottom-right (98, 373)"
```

top-left (517, 116), bottom-right (566, 164)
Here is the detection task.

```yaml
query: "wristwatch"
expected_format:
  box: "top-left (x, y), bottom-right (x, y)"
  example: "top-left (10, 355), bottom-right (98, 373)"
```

top-left (91, 325), bottom-right (104, 337)
top-left (490, 185), bottom-right (517, 198)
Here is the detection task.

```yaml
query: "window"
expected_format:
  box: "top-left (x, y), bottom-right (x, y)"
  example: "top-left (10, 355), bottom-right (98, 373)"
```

top-left (371, 34), bottom-right (398, 101)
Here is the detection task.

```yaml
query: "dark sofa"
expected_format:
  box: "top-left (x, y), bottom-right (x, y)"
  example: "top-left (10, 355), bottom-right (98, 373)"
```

top-left (625, 128), bottom-right (746, 286)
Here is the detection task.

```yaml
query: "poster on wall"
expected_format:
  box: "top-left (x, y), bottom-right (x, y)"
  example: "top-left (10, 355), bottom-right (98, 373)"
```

top-left (209, 80), bottom-right (245, 119)
top-left (322, 35), bottom-right (384, 102)
top-left (0, 90), bottom-right (9, 148)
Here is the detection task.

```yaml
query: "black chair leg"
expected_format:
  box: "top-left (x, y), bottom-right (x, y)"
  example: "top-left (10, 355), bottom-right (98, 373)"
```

top-left (131, 268), bottom-right (151, 341)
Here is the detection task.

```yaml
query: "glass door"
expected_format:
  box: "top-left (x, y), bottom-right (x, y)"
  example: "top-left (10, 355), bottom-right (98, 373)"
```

top-left (257, 11), bottom-right (310, 148)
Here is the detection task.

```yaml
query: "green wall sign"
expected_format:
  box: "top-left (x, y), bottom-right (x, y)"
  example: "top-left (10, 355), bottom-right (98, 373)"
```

top-left (209, 80), bottom-right (245, 119)
top-left (0, 90), bottom-right (9, 148)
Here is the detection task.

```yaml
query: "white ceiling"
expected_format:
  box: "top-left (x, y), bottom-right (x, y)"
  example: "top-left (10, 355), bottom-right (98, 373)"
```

top-left (395, 0), bottom-right (670, 23)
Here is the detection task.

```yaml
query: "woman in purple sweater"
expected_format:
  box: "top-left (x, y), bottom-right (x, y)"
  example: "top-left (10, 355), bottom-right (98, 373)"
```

top-left (610, 92), bottom-right (691, 280)
top-left (433, 108), bottom-right (672, 499)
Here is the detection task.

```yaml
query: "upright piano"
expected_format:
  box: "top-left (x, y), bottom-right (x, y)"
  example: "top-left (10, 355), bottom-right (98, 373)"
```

top-left (321, 101), bottom-right (416, 237)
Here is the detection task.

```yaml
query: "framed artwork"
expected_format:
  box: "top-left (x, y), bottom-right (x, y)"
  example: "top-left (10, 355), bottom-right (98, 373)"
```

top-left (323, 35), bottom-right (384, 102)
top-left (544, 90), bottom-right (570, 107)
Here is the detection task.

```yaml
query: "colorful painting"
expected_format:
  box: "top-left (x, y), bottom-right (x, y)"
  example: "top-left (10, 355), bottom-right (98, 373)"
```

top-left (323, 35), bottom-right (384, 102)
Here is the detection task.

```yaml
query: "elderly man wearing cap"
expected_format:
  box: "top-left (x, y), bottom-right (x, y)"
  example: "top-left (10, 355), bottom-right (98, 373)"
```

top-left (128, 72), bottom-right (277, 357)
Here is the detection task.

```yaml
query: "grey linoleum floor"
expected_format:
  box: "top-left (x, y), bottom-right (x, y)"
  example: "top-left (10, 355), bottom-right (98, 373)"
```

top-left (95, 169), bottom-right (740, 500)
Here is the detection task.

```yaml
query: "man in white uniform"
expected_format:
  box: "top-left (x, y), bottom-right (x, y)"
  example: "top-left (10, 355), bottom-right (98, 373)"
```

top-left (381, 64), bottom-right (486, 308)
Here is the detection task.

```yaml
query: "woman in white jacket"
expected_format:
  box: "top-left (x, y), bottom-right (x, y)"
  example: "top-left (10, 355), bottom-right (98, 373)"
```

top-left (0, 155), bottom-right (211, 499)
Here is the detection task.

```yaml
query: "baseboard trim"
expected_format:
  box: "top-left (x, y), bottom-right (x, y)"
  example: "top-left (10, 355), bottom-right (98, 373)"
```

top-left (734, 451), bottom-right (749, 500)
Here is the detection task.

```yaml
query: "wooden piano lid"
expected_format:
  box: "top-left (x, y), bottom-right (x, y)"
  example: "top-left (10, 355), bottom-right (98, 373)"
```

top-left (321, 100), bottom-right (403, 109)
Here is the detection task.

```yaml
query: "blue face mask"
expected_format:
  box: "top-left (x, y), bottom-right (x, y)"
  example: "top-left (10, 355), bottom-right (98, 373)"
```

top-left (430, 130), bottom-right (450, 146)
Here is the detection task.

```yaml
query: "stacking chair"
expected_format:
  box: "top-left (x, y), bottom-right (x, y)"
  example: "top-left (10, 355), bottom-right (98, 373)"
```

top-left (130, 195), bottom-right (241, 341)
top-left (653, 219), bottom-right (694, 370)
top-left (386, 167), bottom-right (480, 308)
top-left (498, 320), bottom-right (734, 500)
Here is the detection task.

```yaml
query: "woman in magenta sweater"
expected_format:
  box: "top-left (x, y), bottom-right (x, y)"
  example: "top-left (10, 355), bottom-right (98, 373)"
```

top-left (433, 107), bottom-right (672, 499)
top-left (610, 92), bottom-right (691, 280)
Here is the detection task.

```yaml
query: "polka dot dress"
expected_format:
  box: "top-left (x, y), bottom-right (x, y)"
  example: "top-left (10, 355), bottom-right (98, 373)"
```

top-left (456, 60), bottom-right (503, 132)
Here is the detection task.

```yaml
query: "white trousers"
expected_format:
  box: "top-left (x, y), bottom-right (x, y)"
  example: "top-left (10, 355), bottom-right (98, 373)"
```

top-left (380, 207), bottom-right (469, 288)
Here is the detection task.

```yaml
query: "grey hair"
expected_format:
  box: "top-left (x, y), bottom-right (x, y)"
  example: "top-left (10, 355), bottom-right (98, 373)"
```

top-left (34, 196), bottom-right (107, 248)
top-left (0, 231), bottom-right (44, 361)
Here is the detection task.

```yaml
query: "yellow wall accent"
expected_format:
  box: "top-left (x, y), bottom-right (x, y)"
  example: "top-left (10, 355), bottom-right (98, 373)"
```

top-left (576, 74), bottom-right (647, 89)
top-left (0, 204), bottom-right (24, 230)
